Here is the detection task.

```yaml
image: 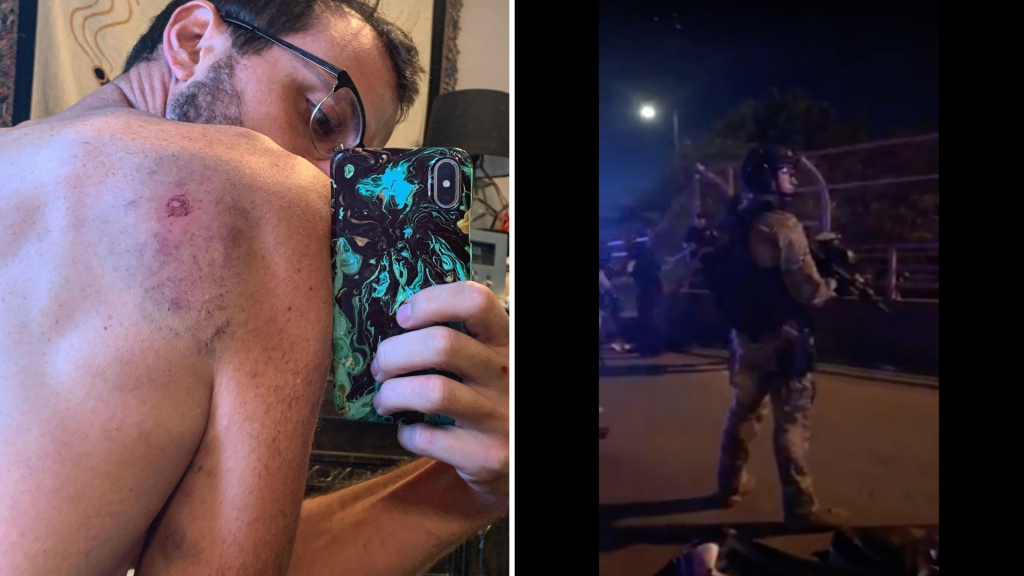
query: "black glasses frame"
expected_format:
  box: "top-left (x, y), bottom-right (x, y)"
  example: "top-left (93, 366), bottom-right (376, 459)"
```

top-left (221, 15), bottom-right (367, 152)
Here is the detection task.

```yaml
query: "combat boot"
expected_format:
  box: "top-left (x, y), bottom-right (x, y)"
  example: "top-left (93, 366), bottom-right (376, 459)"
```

top-left (784, 506), bottom-right (849, 530)
top-left (715, 473), bottom-right (755, 508)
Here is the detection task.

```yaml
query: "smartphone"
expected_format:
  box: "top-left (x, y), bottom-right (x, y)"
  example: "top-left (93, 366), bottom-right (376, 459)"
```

top-left (329, 147), bottom-right (473, 425)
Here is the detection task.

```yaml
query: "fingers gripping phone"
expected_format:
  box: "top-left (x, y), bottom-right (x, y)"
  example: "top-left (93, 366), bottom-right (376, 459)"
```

top-left (330, 147), bottom-right (473, 425)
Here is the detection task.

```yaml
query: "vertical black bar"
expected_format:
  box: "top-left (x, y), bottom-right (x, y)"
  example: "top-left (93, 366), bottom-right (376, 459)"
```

top-left (11, 0), bottom-right (36, 125)
top-left (423, 0), bottom-right (446, 142)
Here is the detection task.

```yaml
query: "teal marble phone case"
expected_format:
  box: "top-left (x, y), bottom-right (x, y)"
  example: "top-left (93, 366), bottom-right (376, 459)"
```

top-left (329, 148), bottom-right (473, 424)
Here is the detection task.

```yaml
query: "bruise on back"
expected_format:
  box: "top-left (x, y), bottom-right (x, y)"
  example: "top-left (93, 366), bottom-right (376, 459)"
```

top-left (127, 181), bottom-right (253, 353)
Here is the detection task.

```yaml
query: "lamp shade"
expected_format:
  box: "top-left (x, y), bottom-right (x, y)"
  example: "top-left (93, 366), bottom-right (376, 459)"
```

top-left (424, 89), bottom-right (509, 177)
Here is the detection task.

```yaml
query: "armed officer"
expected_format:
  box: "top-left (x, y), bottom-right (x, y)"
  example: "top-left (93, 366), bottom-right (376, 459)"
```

top-left (709, 144), bottom-right (847, 528)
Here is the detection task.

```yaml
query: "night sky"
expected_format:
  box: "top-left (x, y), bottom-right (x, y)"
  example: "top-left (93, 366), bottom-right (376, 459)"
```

top-left (598, 0), bottom-right (939, 216)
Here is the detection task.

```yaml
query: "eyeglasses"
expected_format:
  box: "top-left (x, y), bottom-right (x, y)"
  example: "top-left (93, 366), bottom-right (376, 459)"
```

top-left (221, 15), bottom-right (367, 155)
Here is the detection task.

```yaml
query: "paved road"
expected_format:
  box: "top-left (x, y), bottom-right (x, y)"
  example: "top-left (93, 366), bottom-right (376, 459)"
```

top-left (598, 352), bottom-right (939, 576)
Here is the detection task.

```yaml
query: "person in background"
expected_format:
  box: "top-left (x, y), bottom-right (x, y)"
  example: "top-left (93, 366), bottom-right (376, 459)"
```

top-left (628, 232), bottom-right (665, 357)
top-left (600, 261), bottom-right (629, 353)
top-left (677, 212), bottom-right (719, 290)
top-left (684, 212), bottom-right (717, 254)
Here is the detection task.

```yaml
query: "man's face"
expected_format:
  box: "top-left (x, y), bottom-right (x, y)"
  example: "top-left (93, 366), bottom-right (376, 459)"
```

top-left (168, 55), bottom-right (243, 127)
top-left (775, 164), bottom-right (798, 195)
top-left (166, 8), bottom-right (401, 175)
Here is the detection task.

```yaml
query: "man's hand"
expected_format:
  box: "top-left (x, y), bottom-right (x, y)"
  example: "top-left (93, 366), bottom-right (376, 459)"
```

top-left (287, 282), bottom-right (507, 575)
top-left (370, 282), bottom-right (510, 500)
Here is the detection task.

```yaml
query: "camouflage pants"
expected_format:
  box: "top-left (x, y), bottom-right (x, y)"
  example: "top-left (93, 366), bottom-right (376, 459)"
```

top-left (717, 329), bottom-right (819, 514)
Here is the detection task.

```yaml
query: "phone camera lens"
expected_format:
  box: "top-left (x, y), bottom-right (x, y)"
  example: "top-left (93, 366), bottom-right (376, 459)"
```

top-left (433, 159), bottom-right (460, 208)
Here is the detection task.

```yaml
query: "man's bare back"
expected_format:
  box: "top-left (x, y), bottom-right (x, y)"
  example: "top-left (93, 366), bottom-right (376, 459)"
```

top-left (0, 91), bottom-right (333, 575)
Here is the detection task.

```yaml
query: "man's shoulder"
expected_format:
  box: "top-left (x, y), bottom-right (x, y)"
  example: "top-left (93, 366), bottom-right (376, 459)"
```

top-left (66, 112), bottom-right (330, 302)
top-left (76, 112), bottom-right (329, 226)
top-left (755, 208), bottom-right (800, 227)
top-left (753, 209), bottom-right (804, 238)
top-left (73, 111), bottom-right (298, 172)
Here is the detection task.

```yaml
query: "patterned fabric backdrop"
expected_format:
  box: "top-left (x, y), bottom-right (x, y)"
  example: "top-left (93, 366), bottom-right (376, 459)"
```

top-left (0, 1), bottom-right (463, 131)
top-left (7, 0), bottom-right (460, 146)
top-left (0, 0), bottom-right (17, 127)
top-left (30, 0), bottom-right (164, 120)
top-left (439, 0), bottom-right (461, 94)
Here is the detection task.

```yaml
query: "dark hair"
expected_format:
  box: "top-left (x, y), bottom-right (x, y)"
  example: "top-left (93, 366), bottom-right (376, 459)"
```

top-left (123, 0), bottom-right (423, 121)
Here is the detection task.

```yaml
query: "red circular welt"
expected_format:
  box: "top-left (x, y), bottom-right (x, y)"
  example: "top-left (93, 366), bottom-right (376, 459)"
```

top-left (166, 194), bottom-right (191, 217)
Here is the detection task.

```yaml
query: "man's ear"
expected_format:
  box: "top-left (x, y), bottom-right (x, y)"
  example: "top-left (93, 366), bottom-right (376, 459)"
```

top-left (162, 0), bottom-right (232, 83)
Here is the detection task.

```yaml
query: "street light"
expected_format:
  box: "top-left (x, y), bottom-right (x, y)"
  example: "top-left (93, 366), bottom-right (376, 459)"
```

top-left (638, 102), bottom-right (679, 156)
top-left (638, 101), bottom-right (694, 216)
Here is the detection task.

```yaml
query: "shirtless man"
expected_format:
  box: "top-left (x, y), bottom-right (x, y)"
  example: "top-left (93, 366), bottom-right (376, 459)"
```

top-left (0, 2), bottom-right (509, 575)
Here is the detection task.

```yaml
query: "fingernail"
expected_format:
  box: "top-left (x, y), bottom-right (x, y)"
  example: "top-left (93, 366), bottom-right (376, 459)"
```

top-left (371, 356), bottom-right (379, 376)
top-left (397, 302), bottom-right (412, 325)
top-left (373, 392), bottom-right (380, 410)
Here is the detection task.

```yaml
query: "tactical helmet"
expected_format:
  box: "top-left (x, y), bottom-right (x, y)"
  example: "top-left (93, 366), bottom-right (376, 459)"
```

top-left (741, 144), bottom-right (800, 195)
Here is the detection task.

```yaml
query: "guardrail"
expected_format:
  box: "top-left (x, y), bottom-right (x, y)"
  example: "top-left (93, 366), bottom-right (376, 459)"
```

top-left (853, 243), bottom-right (938, 300)
top-left (601, 242), bottom-right (938, 309)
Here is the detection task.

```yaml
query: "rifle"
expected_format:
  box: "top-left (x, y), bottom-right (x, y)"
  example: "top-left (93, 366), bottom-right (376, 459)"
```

top-left (811, 233), bottom-right (891, 313)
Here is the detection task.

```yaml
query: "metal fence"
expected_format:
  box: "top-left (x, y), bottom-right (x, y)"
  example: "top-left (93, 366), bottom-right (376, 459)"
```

top-left (691, 133), bottom-right (939, 245)
top-left (600, 240), bottom-right (937, 315)
top-left (601, 133), bottom-right (940, 301)
top-left (848, 242), bottom-right (938, 301)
